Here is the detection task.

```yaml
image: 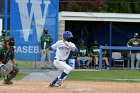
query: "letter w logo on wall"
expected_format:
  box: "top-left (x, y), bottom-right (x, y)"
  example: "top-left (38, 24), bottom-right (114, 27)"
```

top-left (16, 0), bottom-right (50, 42)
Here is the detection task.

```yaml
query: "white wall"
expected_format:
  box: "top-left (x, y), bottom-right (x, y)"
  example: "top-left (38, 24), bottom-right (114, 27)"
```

top-left (0, 19), bottom-right (2, 35)
top-left (58, 20), bottom-right (65, 40)
top-left (59, 11), bottom-right (140, 22)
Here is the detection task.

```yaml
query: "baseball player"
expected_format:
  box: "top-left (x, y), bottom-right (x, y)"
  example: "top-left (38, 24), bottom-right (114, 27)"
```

top-left (40, 29), bottom-right (53, 69)
top-left (77, 40), bottom-right (92, 69)
top-left (45, 31), bottom-right (78, 87)
top-left (90, 41), bottom-right (109, 69)
top-left (127, 33), bottom-right (140, 70)
top-left (0, 36), bottom-right (19, 84)
top-left (0, 30), bottom-right (6, 45)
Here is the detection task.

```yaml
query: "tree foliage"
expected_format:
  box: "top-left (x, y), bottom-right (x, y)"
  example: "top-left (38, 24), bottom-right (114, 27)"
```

top-left (59, 0), bottom-right (140, 13)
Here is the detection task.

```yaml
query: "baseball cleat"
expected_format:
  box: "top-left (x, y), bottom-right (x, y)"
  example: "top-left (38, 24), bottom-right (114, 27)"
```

top-left (57, 79), bottom-right (62, 86)
top-left (49, 83), bottom-right (60, 87)
top-left (3, 80), bottom-right (13, 85)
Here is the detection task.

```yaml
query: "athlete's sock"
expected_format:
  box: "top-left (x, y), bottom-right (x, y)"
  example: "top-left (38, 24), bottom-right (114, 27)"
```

top-left (51, 77), bottom-right (59, 85)
top-left (59, 72), bottom-right (67, 80)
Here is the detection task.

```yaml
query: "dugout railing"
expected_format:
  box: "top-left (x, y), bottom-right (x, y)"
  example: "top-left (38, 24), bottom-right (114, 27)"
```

top-left (99, 46), bottom-right (140, 70)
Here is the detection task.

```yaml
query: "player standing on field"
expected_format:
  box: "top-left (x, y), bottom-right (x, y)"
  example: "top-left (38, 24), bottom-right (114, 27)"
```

top-left (127, 33), bottom-right (140, 70)
top-left (45, 31), bottom-right (78, 87)
top-left (0, 30), bottom-right (6, 45)
top-left (40, 29), bottom-right (53, 69)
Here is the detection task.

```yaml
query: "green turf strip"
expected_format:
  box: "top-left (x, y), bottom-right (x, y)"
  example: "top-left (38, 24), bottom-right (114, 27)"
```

top-left (66, 70), bottom-right (140, 82)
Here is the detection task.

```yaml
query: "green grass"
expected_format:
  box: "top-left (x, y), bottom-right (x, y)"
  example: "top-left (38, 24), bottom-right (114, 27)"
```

top-left (66, 70), bottom-right (140, 82)
top-left (0, 61), bottom-right (31, 81)
top-left (13, 73), bottom-right (28, 80)
top-left (12, 61), bottom-right (140, 82)
top-left (16, 61), bottom-right (36, 70)
top-left (0, 73), bottom-right (28, 80)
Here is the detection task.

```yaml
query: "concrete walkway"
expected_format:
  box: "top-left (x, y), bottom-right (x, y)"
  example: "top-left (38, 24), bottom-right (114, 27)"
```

top-left (22, 70), bottom-right (60, 81)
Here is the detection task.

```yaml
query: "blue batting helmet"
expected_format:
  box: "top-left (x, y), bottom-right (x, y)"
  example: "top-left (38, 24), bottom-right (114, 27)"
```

top-left (63, 31), bottom-right (73, 40)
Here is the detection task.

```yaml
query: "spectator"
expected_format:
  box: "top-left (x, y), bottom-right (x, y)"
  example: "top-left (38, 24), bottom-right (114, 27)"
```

top-left (127, 33), bottom-right (140, 70)
top-left (102, 50), bottom-right (109, 69)
top-left (90, 40), bottom-right (109, 69)
top-left (0, 30), bottom-right (6, 45)
top-left (40, 29), bottom-right (53, 69)
top-left (77, 40), bottom-right (92, 69)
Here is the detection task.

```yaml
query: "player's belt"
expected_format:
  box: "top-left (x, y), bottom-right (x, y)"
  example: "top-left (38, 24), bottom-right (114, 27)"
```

top-left (54, 58), bottom-right (66, 61)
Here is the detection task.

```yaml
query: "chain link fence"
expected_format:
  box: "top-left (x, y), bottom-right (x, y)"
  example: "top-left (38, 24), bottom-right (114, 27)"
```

top-left (0, 0), bottom-right (5, 16)
top-left (0, 0), bottom-right (10, 30)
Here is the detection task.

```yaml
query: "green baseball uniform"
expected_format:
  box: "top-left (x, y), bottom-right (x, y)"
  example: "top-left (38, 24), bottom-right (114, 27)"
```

top-left (127, 37), bottom-right (140, 70)
top-left (0, 36), bottom-right (19, 85)
top-left (90, 46), bottom-right (100, 57)
top-left (0, 45), bottom-right (14, 64)
top-left (40, 34), bottom-right (53, 49)
top-left (0, 35), bottom-right (6, 43)
top-left (77, 45), bottom-right (89, 57)
top-left (40, 33), bottom-right (53, 69)
top-left (127, 38), bottom-right (140, 53)
top-left (0, 45), bottom-right (6, 57)
top-left (77, 43), bottom-right (92, 68)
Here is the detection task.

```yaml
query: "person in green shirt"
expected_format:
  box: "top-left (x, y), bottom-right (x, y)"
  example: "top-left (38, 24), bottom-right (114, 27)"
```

top-left (0, 30), bottom-right (6, 45)
top-left (90, 40), bottom-right (109, 69)
top-left (77, 40), bottom-right (92, 69)
top-left (90, 40), bottom-right (100, 68)
top-left (40, 29), bottom-right (53, 69)
top-left (127, 33), bottom-right (140, 70)
top-left (0, 36), bottom-right (19, 84)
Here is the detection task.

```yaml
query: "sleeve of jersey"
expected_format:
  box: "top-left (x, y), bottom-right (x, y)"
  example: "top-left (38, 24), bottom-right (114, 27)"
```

top-left (49, 41), bottom-right (59, 50)
top-left (40, 36), bottom-right (43, 42)
top-left (127, 40), bottom-right (132, 46)
top-left (70, 43), bottom-right (78, 53)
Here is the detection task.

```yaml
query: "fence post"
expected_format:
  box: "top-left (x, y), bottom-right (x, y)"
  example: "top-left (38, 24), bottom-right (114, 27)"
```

top-left (99, 46), bottom-right (103, 70)
top-left (4, 0), bottom-right (8, 34)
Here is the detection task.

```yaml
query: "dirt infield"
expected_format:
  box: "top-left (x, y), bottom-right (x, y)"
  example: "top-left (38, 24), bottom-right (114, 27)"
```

top-left (0, 81), bottom-right (139, 93)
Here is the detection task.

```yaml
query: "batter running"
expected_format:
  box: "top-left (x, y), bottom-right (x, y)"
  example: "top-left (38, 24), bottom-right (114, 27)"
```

top-left (45, 31), bottom-right (78, 87)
